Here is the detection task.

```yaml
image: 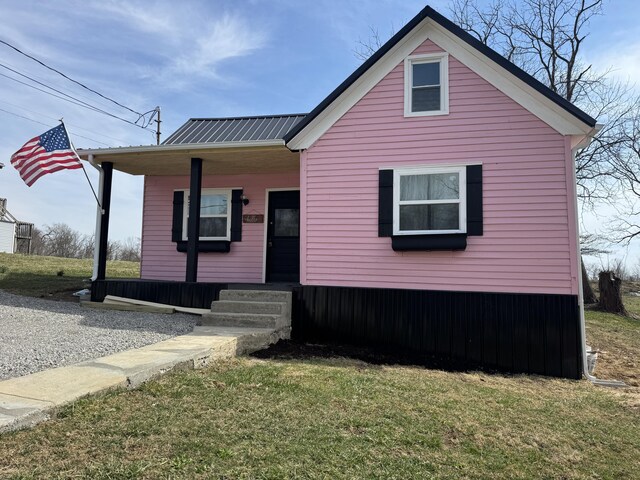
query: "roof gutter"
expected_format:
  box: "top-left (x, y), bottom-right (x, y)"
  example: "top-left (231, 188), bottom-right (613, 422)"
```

top-left (85, 154), bottom-right (104, 282)
top-left (78, 139), bottom-right (286, 158)
top-left (570, 127), bottom-right (626, 387)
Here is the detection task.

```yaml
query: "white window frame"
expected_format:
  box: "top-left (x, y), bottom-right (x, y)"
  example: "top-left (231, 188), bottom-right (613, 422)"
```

top-left (392, 165), bottom-right (466, 235)
top-left (181, 188), bottom-right (232, 241)
top-left (404, 52), bottom-right (449, 117)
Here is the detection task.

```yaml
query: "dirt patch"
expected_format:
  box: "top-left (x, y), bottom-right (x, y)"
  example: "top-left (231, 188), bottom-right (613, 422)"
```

top-left (252, 340), bottom-right (490, 374)
top-left (39, 288), bottom-right (84, 302)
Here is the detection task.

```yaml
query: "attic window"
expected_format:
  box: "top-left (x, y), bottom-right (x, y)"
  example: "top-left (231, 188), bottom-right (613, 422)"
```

top-left (404, 53), bottom-right (449, 116)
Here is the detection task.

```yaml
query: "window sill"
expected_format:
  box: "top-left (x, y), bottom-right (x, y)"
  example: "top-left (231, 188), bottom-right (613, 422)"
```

top-left (391, 234), bottom-right (467, 251)
top-left (176, 241), bottom-right (231, 253)
top-left (403, 109), bottom-right (449, 117)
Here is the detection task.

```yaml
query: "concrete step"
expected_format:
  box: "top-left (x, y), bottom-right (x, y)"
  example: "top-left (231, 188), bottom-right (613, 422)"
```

top-left (210, 300), bottom-right (285, 315)
top-left (219, 289), bottom-right (292, 303)
top-left (201, 312), bottom-right (282, 328)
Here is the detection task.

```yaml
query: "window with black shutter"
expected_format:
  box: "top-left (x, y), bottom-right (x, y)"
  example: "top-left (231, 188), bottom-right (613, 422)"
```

top-left (171, 188), bottom-right (243, 253)
top-left (378, 165), bottom-right (482, 251)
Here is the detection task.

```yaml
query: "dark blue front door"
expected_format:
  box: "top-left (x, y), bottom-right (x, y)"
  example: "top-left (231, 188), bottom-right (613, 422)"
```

top-left (266, 191), bottom-right (300, 282)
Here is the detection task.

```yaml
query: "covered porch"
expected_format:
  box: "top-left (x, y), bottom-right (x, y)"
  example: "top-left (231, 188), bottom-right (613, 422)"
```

top-left (78, 115), bottom-right (304, 292)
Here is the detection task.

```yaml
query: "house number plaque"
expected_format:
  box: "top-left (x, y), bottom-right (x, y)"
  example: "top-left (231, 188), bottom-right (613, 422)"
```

top-left (243, 214), bottom-right (264, 224)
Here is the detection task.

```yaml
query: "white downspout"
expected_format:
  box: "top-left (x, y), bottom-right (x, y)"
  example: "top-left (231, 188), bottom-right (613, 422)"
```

top-left (87, 154), bottom-right (104, 282)
top-left (571, 130), bottom-right (626, 387)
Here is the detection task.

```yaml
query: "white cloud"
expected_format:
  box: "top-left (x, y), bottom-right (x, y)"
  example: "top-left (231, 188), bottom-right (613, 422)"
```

top-left (84, 0), bottom-right (268, 86)
top-left (0, 0), bottom-right (271, 241)
top-left (169, 14), bottom-right (266, 78)
top-left (89, 1), bottom-right (180, 37)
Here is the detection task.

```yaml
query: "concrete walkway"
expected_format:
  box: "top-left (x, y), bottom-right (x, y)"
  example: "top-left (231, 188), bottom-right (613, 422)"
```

top-left (0, 325), bottom-right (285, 434)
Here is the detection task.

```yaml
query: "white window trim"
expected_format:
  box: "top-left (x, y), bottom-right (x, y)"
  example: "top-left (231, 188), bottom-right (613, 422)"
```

top-left (404, 52), bottom-right (449, 117)
top-left (392, 165), bottom-right (466, 235)
top-left (181, 188), bottom-right (232, 241)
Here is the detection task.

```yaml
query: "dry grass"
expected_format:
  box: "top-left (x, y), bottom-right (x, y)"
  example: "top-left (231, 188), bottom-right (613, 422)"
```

top-left (0, 306), bottom-right (638, 479)
top-left (0, 260), bottom-right (638, 478)
top-left (585, 295), bottom-right (640, 417)
top-left (0, 252), bottom-right (139, 300)
top-left (0, 357), bottom-right (639, 479)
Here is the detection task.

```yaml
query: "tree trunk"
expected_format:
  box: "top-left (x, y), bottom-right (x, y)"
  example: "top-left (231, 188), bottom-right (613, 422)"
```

top-left (597, 271), bottom-right (627, 315)
top-left (582, 257), bottom-right (598, 304)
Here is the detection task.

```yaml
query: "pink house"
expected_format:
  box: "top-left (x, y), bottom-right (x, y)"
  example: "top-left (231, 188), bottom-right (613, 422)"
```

top-left (81, 6), bottom-right (598, 379)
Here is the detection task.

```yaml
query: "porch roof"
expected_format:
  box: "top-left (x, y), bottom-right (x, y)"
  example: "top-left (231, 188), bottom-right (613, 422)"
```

top-left (164, 114), bottom-right (307, 145)
top-left (78, 114), bottom-right (306, 176)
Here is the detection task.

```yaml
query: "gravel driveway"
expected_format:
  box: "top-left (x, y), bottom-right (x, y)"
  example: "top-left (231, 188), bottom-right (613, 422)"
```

top-left (0, 290), bottom-right (198, 380)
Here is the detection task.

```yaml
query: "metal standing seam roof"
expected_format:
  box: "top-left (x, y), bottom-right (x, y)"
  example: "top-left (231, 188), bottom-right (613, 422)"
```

top-left (162, 114), bottom-right (307, 145)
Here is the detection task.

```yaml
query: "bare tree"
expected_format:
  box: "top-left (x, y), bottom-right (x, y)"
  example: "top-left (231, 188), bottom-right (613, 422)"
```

top-left (354, 26), bottom-right (386, 62)
top-left (356, 0), bottom-right (636, 205)
top-left (105, 240), bottom-right (120, 261)
top-left (598, 256), bottom-right (630, 282)
top-left (580, 233), bottom-right (609, 256)
top-left (353, 1), bottom-right (639, 306)
top-left (118, 237), bottom-right (141, 262)
top-left (28, 226), bottom-right (46, 256)
top-left (24, 223), bottom-right (142, 263)
top-left (604, 111), bottom-right (640, 242)
top-left (449, 0), bottom-right (637, 203)
top-left (449, 0), bottom-right (640, 306)
top-left (77, 234), bottom-right (94, 259)
top-left (598, 270), bottom-right (627, 315)
top-left (40, 223), bottom-right (84, 258)
top-left (580, 232), bottom-right (611, 302)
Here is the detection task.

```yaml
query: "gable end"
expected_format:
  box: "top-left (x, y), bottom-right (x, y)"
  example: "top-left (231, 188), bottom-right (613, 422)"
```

top-left (284, 6), bottom-right (595, 151)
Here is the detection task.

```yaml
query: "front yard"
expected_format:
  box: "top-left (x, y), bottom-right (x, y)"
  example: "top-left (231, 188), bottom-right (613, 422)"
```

top-left (0, 254), bottom-right (638, 478)
top-left (0, 252), bottom-right (139, 300)
top-left (0, 306), bottom-right (638, 479)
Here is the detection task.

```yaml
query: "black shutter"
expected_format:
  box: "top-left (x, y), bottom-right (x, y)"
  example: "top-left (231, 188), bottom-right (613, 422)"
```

top-left (172, 191), bottom-right (184, 242)
top-left (466, 165), bottom-right (483, 236)
top-left (230, 189), bottom-right (243, 242)
top-left (379, 170), bottom-right (393, 237)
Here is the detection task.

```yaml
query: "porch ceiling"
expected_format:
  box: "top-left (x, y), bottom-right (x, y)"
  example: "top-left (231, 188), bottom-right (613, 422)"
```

top-left (78, 143), bottom-right (300, 175)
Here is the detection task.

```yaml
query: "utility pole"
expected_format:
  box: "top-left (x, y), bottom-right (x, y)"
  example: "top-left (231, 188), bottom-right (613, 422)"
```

top-left (154, 106), bottom-right (161, 145)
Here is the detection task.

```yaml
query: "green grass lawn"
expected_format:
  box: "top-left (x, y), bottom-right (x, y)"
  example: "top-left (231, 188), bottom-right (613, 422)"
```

top-left (0, 252), bottom-right (139, 299)
top-left (0, 255), bottom-right (638, 478)
top-left (0, 356), bottom-right (638, 479)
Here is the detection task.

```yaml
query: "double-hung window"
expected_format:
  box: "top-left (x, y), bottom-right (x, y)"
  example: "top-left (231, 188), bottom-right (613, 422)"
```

top-left (404, 53), bottom-right (449, 116)
top-left (393, 166), bottom-right (466, 235)
top-left (182, 189), bottom-right (231, 241)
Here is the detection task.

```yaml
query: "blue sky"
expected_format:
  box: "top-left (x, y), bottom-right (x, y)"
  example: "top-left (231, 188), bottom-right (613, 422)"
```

top-left (1, 0), bottom-right (639, 267)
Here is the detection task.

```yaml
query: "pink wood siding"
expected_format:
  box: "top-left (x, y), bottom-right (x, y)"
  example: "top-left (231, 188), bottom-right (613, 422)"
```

top-left (141, 172), bottom-right (299, 282)
top-left (301, 39), bottom-right (579, 295)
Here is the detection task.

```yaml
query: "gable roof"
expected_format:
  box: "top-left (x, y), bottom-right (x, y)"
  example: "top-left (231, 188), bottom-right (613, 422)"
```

top-left (164, 114), bottom-right (307, 145)
top-left (284, 5), bottom-right (596, 148)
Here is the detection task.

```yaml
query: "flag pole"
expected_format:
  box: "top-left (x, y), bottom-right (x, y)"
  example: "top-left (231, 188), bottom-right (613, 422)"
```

top-left (60, 120), bottom-right (102, 211)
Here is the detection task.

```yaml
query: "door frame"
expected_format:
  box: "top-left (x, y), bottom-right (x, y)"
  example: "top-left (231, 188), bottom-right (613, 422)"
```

top-left (262, 187), bottom-right (301, 283)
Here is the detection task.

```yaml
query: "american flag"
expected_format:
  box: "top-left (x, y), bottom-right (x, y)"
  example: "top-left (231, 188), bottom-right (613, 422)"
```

top-left (10, 123), bottom-right (82, 187)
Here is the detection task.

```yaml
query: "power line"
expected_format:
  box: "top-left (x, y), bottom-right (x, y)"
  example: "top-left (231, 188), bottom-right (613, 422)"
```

top-left (0, 62), bottom-right (130, 121)
top-left (0, 106), bottom-right (49, 127)
top-left (0, 70), bottom-right (156, 133)
top-left (0, 71), bottom-right (102, 111)
top-left (0, 99), bottom-right (129, 144)
top-left (0, 107), bottom-right (112, 146)
top-left (0, 38), bottom-right (146, 120)
top-left (0, 58), bottom-right (126, 114)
